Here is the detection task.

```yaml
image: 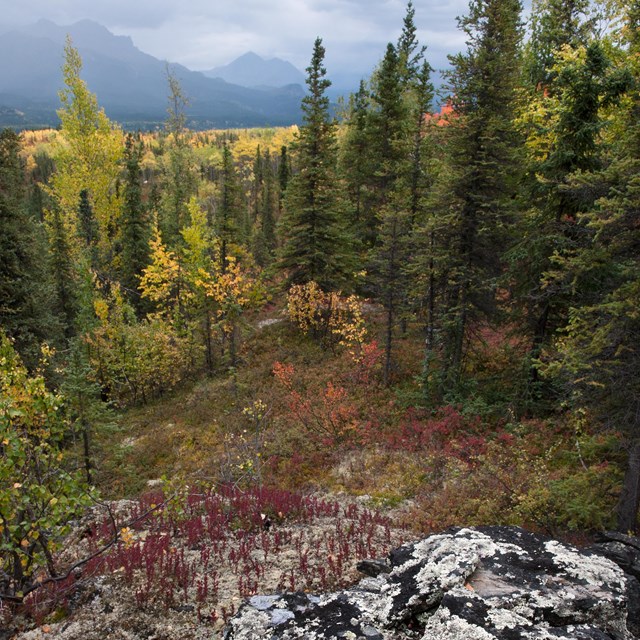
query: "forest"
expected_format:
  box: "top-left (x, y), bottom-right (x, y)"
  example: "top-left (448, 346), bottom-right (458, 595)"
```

top-left (1, 0), bottom-right (639, 632)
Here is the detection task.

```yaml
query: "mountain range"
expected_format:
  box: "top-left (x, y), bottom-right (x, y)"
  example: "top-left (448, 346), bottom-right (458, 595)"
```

top-left (203, 52), bottom-right (306, 89)
top-left (0, 19), bottom-right (308, 129)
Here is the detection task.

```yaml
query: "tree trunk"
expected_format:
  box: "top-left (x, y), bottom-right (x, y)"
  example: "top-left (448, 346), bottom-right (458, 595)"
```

top-left (384, 296), bottom-right (394, 387)
top-left (617, 438), bottom-right (640, 533)
top-left (229, 322), bottom-right (238, 368)
top-left (82, 418), bottom-right (93, 485)
top-left (204, 311), bottom-right (214, 374)
top-left (383, 215), bottom-right (398, 387)
top-left (528, 300), bottom-right (550, 390)
top-left (426, 233), bottom-right (436, 352)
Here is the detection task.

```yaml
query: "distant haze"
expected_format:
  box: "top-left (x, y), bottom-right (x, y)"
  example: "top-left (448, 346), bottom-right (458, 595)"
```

top-left (1, 0), bottom-right (474, 90)
top-left (0, 20), bottom-right (306, 129)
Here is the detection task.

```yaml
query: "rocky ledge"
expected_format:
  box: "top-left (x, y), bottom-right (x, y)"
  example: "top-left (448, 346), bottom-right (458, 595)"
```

top-left (224, 526), bottom-right (640, 640)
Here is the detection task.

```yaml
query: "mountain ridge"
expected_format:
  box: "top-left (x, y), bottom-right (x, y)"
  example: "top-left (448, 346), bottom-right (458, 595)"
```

top-left (0, 19), bottom-right (304, 129)
top-left (203, 51), bottom-right (306, 89)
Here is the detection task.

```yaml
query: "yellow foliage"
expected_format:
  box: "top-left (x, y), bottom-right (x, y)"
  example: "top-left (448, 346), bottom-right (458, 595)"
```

top-left (46, 38), bottom-right (123, 261)
top-left (286, 282), bottom-right (368, 360)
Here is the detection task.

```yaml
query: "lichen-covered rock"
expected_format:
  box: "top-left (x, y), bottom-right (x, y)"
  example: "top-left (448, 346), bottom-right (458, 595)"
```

top-left (591, 531), bottom-right (640, 639)
top-left (224, 526), bottom-right (637, 640)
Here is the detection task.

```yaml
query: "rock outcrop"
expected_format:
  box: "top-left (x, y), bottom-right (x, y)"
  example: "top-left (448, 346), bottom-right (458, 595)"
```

top-left (591, 531), bottom-right (640, 638)
top-left (224, 526), bottom-right (639, 640)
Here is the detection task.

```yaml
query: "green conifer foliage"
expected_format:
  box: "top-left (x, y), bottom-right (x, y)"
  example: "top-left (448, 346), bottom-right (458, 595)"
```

top-left (545, 2), bottom-right (640, 531)
top-left (339, 80), bottom-right (370, 233)
top-left (217, 144), bottom-right (245, 272)
top-left (159, 68), bottom-right (198, 246)
top-left (0, 130), bottom-right (52, 366)
top-left (121, 133), bottom-right (151, 312)
top-left (278, 38), bottom-right (354, 290)
top-left (513, 39), bottom-right (630, 403)
top-left (526, 0), bottom-right (592, 88)
top-left (397, 0), bottom-right (426, 85)
top-left (436, 0), bottom-right (524, 388)
top-left (278, 145), bottom-right (290, 207)
top-left (47, 204), bottom-right (79, 341)
top-left (362, 43), bottom-right (408, 247)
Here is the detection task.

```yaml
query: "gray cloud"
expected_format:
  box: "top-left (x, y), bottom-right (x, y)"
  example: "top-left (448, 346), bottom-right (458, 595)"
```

top-left (2, 0), bottom-right (512, 79)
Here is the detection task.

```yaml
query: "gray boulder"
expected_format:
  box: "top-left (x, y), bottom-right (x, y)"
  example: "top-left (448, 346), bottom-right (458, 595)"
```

top-left (224, 526), bottom-right (638, 640)
top-left (591, 531), bottom-right (640, 638)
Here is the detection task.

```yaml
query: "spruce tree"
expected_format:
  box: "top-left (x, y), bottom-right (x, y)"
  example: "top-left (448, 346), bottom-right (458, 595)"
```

top-left (0, 129), bottom-right (52, 367)
top-left (543, 2), bottom-right (639, 530)
top-left (367, 43), bottom-right (407, 384)
top-left (217, 143), bottom-right (245, 272)
top-left (261, 149), bottom-right (278, 255)
top-left (278, 145), bottom-right (290, 208)
top-left (62, 338), bottom-right (115, 484)
top-left (121, 133), bottom-right (151, 312)
top-left (339, 80), bottom-right (371, 234)
top-left (251, 145), bottom-right (264, 224)
top-left (513, 38), bottom-right (630, 403)
top-left (397, 1), bottom-right (426, 85)
top-left (278, 38), bottom-right (353, 290)
top-left (160, 68), bottom-right (198, 246)
top-left (436, 0), bottom-right (524, 389)
top-left (361, 43), bottom-right (408, 247)
top-left (48, 204), bottom-right (78, 341)
top-left (407, 61), bottom-right (434, 226)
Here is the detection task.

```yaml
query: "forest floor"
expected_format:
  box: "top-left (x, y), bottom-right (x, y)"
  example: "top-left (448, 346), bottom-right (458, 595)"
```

top-left (5, 300), bottom-right (620, 638)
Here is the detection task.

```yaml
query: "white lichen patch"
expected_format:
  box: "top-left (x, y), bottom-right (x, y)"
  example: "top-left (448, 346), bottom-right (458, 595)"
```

top-left (421, 608), bottom-right (497, 640)
top-left (486, 604), bottom-right (531, 631)
top-left (347, 585), bottom-right (395, 626)
top-left (544, 540), bottom-right (626, 588)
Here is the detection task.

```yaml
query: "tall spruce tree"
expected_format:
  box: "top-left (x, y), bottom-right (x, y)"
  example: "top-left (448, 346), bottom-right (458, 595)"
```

top-left (360, 43), bottom-right (408, 249)
top-left (278, 37), bottom-right (353, 290)
top-left (217, 143), bottom-right (245, 272)
top-left (48, 204), bottom-right (78, 341)
top-left (397, 0), bottom-right (426, 86)
top-left (0, 130), bottom-right (52, 367)
top-left (160, 67), bottom-right (198, 246)
top-left (435, 0), bottom-right (523, 390)
top-left (367, 40), bottom-right (430, 385)
top-left (252, 148), bottom-right (278, 267)
top-left (339, 80), bottom-right (370, 234)
top-left (543, 2), bottom-right (639, 531)
top-left (251, 145), bottom-right (264, 224)
top-left (277, 145), bottom-right (290, 209)
top-left (121, 133), bottom-right (151, 312)
top-left (513, 38), bottom-right (630, 403)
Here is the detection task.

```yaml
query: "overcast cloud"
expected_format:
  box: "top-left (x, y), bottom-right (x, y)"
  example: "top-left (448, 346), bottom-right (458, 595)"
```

top-left (4, 0), bottom-right (481, 77)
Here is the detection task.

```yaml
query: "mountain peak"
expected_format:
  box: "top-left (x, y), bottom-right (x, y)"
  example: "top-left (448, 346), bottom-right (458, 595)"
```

top-left (33, 18), bottom-right (58, 28)
top-left (71, 18), bottom-right (112, 33)
top-left (237, 51), bottom-right (263, 61)
top-left (203, 52), bottom-right (304, 89)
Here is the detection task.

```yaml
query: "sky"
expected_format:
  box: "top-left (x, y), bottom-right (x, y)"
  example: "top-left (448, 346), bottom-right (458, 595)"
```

top-left (1, 0), bottom-right (474, 79)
